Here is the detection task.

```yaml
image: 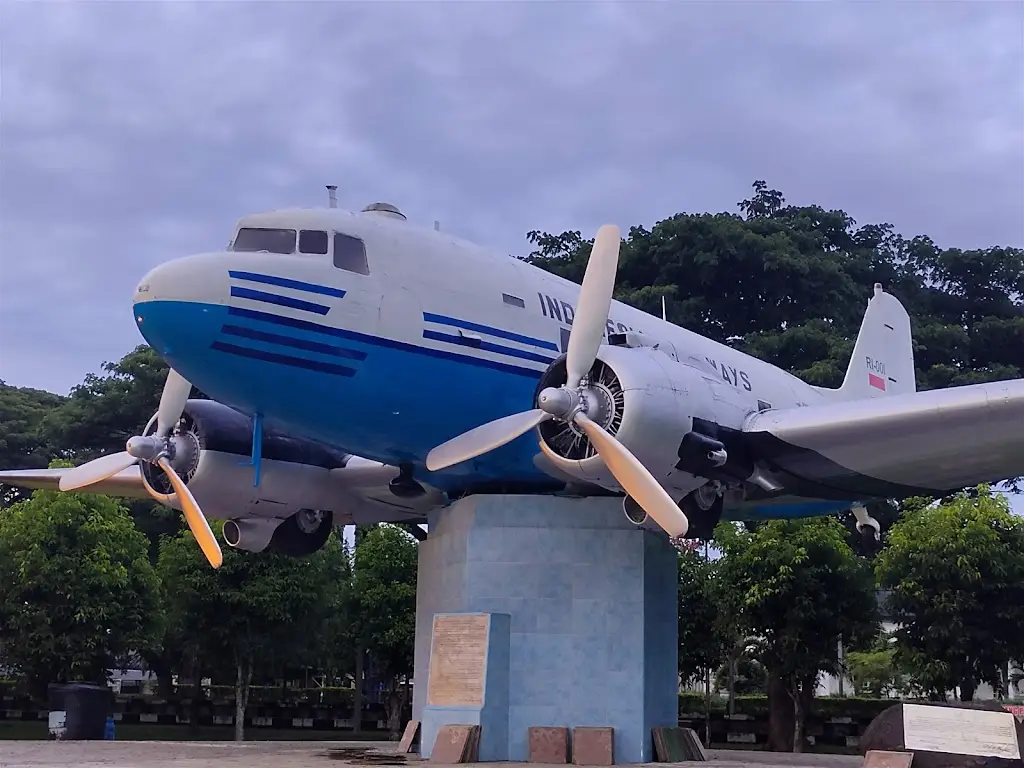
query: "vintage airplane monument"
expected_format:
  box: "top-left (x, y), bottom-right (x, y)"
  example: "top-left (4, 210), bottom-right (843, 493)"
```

top-left (3, 191), bottom-right (1022, 761)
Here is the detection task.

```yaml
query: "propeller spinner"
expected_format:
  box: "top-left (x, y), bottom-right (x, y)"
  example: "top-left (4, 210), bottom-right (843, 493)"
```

top-left (58, 368), bottom-right (224, 568)
top-left (425, 224), bottom-right (689, 538)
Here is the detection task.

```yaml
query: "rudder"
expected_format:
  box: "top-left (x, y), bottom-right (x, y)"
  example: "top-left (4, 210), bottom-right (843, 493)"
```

top-left (832, 284), bottom-right (916, 401)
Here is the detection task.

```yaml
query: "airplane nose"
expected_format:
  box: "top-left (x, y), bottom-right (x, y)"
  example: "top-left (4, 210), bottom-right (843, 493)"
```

top-left (132, 253), bottom-right (231, 362)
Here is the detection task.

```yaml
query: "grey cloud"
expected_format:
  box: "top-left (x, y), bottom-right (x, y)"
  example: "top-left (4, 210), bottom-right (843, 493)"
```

top-left (1, 0), bottom-right (1022, 396)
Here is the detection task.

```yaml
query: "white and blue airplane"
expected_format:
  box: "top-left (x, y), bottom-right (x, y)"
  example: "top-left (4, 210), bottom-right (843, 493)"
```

top-left (3, 196), bottom-right (1022, 568)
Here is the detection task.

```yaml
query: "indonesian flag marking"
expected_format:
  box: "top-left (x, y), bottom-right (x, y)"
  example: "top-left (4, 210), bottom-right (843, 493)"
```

top-left (868, 373), bottom-right (886, 391)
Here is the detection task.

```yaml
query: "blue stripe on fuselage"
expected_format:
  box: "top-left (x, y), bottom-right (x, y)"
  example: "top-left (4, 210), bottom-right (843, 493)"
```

top-left (229, 286), bottom-right (331, 315)
top-left (423, 312), bottom-right (559, 351)
top-left (422, 329), bottom-right (556, 365)
top-left (228, 270), bottom-right (347, 299)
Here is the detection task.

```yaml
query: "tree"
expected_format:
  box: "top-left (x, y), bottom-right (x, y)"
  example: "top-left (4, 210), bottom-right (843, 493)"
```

top-left (874, 487), bottom-right (1024, 701)
top-left (352, 524), bottom-right (418, 737)
top-left (0, 484), bottom-right (162, 699)
top-left (156, 523), bottom-right (345, 741)
top-left (0, 382), bottom-right (66, 506)
top-left (713, 518), bottom-right (879, 752)
top-left (676, 548), bottom-right (728, 687)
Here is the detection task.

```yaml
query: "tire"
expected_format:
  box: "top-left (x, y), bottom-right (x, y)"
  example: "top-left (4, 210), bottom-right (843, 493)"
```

top-left (679, 489), bottom-right (724, 541)
top-left (267, 509), bottom-right (334, 557)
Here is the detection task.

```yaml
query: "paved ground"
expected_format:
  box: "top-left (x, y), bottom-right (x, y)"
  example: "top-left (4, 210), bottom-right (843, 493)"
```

top-left (0, 740), bottom-right (865, 768)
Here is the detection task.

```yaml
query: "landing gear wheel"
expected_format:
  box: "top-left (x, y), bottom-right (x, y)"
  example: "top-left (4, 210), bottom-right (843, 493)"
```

top-left (268, 509), bottom-right (334, 557)
top-left (852, 505), bottom-right (882, 554)
top-left (679, 485), bottom-right (724, 541)
top-left (857, 521), bottom-right (882, 554)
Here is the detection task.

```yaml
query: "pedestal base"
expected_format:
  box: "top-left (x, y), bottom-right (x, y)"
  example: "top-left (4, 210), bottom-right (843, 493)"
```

top-left (412, 494), bottom-right (678, 763)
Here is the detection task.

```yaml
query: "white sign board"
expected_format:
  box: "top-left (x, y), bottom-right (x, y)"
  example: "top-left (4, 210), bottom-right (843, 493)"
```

top-left (903, 703), bottom-right (1020, 759)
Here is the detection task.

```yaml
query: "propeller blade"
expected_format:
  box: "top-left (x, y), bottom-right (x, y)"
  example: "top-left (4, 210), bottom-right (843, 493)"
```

top-left (58, 452), bottom-right (138, 492)
top-left (573, 413), bottom-right (689, 538)
top-left (566, 224), bottom-right (621, 388)
top-left (157, 456), bottom-right (223, 568)
top-left (156, 368), bottom-right (192, 438)
top-left (425, 409), bottom-right (551, 472)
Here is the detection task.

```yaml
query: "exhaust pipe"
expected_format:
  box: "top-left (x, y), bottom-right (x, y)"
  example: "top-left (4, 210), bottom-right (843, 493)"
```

top-left (223, 517), bottom-right (285, 553)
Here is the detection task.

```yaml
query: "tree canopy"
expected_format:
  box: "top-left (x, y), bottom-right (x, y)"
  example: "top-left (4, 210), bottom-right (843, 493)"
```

top-left (875, 487), bottom-right (1024, 702)
top-left (0, 487), bottom-right (162, 697)
top-left (714, 517), bottom-right (880, 751)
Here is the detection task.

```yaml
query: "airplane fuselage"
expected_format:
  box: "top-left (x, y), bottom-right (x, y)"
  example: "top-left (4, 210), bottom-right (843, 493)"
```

top-left (130, 206), bottom-right (852, 519)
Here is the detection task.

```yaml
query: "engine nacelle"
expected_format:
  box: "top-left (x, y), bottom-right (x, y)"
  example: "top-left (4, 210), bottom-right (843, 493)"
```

top-left (534, 344), bottom-right (740, 497)
top-left (138, 399), bottom-right (349, 521)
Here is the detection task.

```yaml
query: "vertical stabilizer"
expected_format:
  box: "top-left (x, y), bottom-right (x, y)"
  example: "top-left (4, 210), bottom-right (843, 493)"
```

top-left (829, 284), bottom-right (916, 401)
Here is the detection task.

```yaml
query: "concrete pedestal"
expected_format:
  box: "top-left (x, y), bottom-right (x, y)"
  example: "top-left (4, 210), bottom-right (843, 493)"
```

top-left (412, 494), bottom-right (679, 763)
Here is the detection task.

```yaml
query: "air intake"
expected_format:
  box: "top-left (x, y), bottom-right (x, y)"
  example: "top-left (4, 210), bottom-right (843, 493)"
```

top-left (361, 202), bottom-right (406, 221)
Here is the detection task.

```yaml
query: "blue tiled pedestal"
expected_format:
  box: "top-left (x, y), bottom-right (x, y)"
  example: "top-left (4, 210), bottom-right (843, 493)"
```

top-left (412, 494), bottom-right (678, 763)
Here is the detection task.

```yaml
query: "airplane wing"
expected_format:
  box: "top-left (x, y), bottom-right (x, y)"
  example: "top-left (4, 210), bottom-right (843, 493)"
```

top-left (0, 458), bottom-right (439, 524)
top-left (0, 466), bottom-right (156, 499)
top-left (742, 378), bottom-right (1024, 499)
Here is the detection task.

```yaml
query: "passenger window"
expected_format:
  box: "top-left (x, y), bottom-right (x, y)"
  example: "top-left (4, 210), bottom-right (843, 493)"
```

top-left (334, 233), bottom-right (369, 275)
top-left (299, 230), bottom-right (329, 255)
top-left (232, 228), bottom-right (296, 254)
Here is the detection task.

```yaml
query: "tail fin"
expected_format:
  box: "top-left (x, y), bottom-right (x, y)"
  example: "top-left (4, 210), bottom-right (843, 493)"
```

top-left (822, 284), bottom-right (916, 401)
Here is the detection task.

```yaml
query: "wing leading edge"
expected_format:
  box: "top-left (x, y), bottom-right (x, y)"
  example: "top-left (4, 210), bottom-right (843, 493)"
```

top-left (0, 466), bottom-right (154, 499)
top-left (743, 378), bottom-right (1024, 498)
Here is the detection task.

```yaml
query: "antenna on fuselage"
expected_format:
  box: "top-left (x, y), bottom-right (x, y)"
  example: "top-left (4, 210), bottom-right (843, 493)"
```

top-left (661, 294), bottom-right (667, 321)
top-left (326, 185), bottom-right (338, 209)
top-left (434, 220), bottom-right (440, 231)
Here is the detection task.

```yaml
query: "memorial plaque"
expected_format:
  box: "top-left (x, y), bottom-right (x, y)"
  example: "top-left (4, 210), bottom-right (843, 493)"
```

top-left (426, 614), bottom-right (489, 707)
top-left (903, 703), bottom-right (1021, 760)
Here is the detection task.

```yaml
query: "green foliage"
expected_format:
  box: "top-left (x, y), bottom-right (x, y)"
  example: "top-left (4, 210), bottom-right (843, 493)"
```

top-left (0, 382), bottom-right (66, 506)
top-left (874, 487), bottom-right (1024, 700)
top-left (844, 641), bottom-right (906, 699)
top-left (352, 524), bottom-right (418, 684)
top-left (677, 549), bottom-right (730, 685)
top-left (156, 523), bottom-right (345, 679)
top-left (39, 346), bottom-right (173, 461)
top-left (715, 518), bottom-right (880, 682)
top-left (713, 517), bottom-right (879, 749)
top-left (0, 488), bottom-right (162, 694)
top-left (714, 656), bottom-right (768, 696)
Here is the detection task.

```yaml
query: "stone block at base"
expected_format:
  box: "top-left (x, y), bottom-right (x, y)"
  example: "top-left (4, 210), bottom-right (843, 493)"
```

top-left (529, 726), bottom-right (569, 763)
top-left (412, 494), bottom-right (678, 764)
top-left (573, 726), bottom-right (614, 766)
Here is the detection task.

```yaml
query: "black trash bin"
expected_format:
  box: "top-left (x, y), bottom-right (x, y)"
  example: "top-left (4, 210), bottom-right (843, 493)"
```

top-left (48, 683), bottom-right (113, 740)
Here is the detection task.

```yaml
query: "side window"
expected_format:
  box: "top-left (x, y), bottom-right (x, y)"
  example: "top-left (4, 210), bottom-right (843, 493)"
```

top-left (334, 233), bottom-right (369, 275)
top-left (299, 230), bottom-right (329, 255)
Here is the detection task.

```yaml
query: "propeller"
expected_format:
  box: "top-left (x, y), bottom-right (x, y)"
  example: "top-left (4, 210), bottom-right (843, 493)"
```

top-left (425, 224), bottom-right (689, 538)
top-left (58, 368), bottom-right (223, 568)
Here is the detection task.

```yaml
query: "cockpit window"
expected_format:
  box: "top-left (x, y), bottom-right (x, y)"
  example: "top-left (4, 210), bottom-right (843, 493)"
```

top-left (299, 229), bottom-right (329, 255)
top-left (232, 228), bottom-right (296, 254)
top-left (334, 233), bottom-right (369, 275)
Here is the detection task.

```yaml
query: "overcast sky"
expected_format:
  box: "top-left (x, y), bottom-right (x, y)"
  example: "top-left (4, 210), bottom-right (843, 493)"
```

top-left (2, 0), bottom-right (1022, 393)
